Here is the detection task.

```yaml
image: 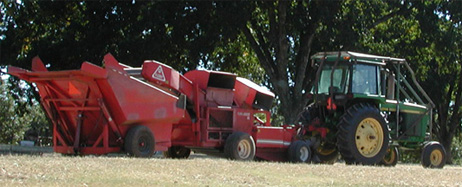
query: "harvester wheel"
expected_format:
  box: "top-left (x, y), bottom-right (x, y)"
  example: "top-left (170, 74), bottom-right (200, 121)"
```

top-left (421, 141), bottom-right (446, 168)
top-left (124, 126), bottom-right (155, 158)
top-left (163, 146), bottom-right (191, 159)
top-left (288, 140), bottom-right (312, 163)
top-left (337, 103), bottom-right (389, 165)
top-left (224, 132), bottom-right (255, 161)
top-left (379, 146), bottom-right (399, 167)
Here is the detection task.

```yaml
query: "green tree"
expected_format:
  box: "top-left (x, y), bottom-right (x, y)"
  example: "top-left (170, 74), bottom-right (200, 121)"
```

top-left (0, 77), bottom-right (49, 144)
top-left (238, 1), bottom-right (343, 123)
top-left (0, 1), bottom-right (252, 72)
top-left (428, 0), bottom-right (462, 163)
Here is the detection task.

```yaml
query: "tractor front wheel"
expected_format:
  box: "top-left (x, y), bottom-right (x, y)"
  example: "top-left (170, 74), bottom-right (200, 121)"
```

top-left (288, 140), bottom-right (312, 163)
top-left (313, 145), bottom-right (339, 164)
top-left (124, 125), bottom-right (155, 158)
top-left (421, 141), bottom-right (446, 168)
top-left (379, 146), bottom-right (399, 167)
top-left (337, 103), bottom-right (389, 165)
top-left (224, 132), bottom-right (256, 161)
top-left (163, 146), bottom-right (191, 159)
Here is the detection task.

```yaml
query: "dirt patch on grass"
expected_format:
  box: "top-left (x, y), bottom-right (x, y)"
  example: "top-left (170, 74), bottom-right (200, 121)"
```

top-left (1, 154), bottom-right (461, 186)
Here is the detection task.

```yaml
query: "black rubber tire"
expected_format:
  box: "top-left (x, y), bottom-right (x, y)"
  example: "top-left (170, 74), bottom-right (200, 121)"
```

top-left (337, 103), bottom-right (390, 165)
top-left (288, 140), bottom-right (312, 163)
top-left (379, 146), bottom-right (399, 167)
top-left (124, 125), bottom-right (155, 158)
top-left (421, 141), bottom-right (446, 168)
top-left (163, 146), bottom-right (191, 159)
top-left (224, 132), bottom-right (256, 161)
top-left (313, 146), bottom-right (339, 164)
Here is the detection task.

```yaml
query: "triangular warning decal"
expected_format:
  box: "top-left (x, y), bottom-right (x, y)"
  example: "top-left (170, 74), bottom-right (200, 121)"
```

top-left (152, 65), bottom-right (166, 82)
top-left (68, 82), bottom-right (81, 95)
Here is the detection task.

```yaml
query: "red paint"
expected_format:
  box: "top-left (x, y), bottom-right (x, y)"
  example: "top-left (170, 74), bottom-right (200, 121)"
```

top-left (8, 54), bottom-right (304, 162)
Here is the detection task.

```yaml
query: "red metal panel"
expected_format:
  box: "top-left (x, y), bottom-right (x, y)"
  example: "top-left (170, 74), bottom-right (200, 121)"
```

top-left (184, 70), bottom-right (236, 90)
top-left (170, 122), bottom-right (195, 145)
top-left (31, 57), bottom-right (48, 72)
top-left (234, 77), bottom-right (275, 110)
top-left (205, 87), bottom-right (234, 107)
top-left (104, 69), bottom-right (185, 125)
top-left (254, 126), bottom-right (296, 149)
top-left (81, 62), bottom-right (107, 78)
top-left (183, 70), bottom-right (210, 90)
top-left (255, 148), bottom-right (287, 162)
top-left (144, 123), bottom-right (173, 151)
top-left (233, 108), bottom-right (254, 134)
top-left (254, 127), bottom-right (287, 148)
top-left (141, 61), bottom-right (180, 91)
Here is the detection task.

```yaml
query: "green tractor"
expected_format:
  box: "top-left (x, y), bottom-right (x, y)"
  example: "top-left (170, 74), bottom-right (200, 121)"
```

top-left (300, 51), bottom-right (446, 168)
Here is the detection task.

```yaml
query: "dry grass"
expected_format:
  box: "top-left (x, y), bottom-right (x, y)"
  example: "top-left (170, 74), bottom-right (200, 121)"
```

top-left (1, 153), bottom-right (462, 186)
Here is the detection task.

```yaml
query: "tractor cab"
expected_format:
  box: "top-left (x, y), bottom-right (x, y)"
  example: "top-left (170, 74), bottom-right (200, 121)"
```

top-left (311, 51), bottom-right (386, 108)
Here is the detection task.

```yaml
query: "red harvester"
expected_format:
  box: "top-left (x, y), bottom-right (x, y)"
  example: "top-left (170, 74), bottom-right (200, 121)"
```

top-left (7, 54), bottom-right (310, 162)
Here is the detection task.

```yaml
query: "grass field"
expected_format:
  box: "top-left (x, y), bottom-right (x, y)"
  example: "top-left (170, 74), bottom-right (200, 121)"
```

top-left (1, 153), bottom-right (462, 186)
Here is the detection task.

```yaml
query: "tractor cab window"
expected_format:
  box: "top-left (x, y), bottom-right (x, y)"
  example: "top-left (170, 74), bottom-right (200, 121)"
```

top-left (318, 64), bottom-right (350, 94)
top-left (352, 64), bottom-right (378, 95)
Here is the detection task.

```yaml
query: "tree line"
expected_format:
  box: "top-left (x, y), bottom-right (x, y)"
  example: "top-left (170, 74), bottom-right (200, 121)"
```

top-left (1, 0), bottom-right (461, 163)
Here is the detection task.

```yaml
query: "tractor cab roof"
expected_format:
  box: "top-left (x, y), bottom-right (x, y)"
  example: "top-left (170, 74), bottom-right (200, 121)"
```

top-left (311, 51), bottom-right (406, 66)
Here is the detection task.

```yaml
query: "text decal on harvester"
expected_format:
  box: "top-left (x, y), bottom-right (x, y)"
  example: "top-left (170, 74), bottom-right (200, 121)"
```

top-left (152, 65), bottom-right (166, 82)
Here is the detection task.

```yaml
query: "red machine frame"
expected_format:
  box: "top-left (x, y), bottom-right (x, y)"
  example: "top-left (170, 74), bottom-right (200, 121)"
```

top-left (8, 54), bottom-right (302, 161)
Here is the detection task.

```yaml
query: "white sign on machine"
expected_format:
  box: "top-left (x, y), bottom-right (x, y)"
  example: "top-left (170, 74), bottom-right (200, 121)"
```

top-left (152, 65), bottom-right (166, 82)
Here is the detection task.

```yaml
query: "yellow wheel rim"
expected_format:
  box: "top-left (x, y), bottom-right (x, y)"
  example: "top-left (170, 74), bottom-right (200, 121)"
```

top-left (238, 139), bottom-right (252, 159)
top-left (355, 117), bottom-right (384, 158)
top-left (383, 148), bottom-right (396, 165)
top-left (430, 149), bottom-right (443, 166)
top-left (317, 147), bottom-right (336, 156)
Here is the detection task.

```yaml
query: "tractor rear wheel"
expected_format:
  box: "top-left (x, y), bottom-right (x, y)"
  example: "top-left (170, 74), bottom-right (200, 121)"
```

top-left (421, 141), bottom-right (446, 168)
top-left (224, 132), bottom-right (255, 161)
top-left (163, 146), bottom-right (191, 159)
top-left (288, 140), bottom-right (312, 163)
top-left (337, 103), bottom-right (389, 165)
top-left (124, 125), bottom-right (155, 158)
top-left (379, 146), bottom-right (399, 167)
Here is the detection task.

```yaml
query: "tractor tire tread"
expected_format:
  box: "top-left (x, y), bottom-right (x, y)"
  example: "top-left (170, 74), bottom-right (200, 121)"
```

top-left (336, 103), bottom-right (389, 165)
